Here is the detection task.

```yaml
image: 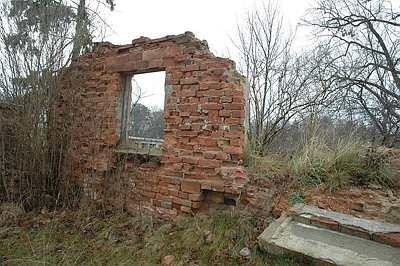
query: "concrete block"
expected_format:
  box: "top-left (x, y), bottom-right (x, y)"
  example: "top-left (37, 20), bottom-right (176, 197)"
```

top-left (258, 216), bottom-right (400, 265)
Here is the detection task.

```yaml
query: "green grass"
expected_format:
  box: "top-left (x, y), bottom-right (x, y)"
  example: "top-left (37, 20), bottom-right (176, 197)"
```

top-left (289, 192), bottom-right (305, 206)
top-left (0, 209), bottom-right (308, 265)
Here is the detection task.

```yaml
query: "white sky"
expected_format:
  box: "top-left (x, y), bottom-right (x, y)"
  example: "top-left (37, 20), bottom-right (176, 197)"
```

top-left (131, 71), bottom-right (166, 110)
top-left (106, 0), bottom-right (316, 60)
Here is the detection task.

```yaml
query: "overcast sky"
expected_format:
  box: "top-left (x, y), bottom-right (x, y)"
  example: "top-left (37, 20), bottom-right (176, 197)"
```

top-left (106, 0), bottom-right (316, 59)
top-left (131, 71), bottom-right (166, 110)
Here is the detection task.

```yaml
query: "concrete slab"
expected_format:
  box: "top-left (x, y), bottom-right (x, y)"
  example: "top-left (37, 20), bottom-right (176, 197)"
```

top-left (290, 204), bottom-right (400, 248)
top-left (292, 204), bottom-right (400, 234)
top-left (258, 216), bottom-right (400, 266)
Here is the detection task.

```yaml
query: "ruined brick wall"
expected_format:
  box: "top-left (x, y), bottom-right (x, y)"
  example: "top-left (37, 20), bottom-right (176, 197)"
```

top-left (56, 32), bottom-right (247, 217)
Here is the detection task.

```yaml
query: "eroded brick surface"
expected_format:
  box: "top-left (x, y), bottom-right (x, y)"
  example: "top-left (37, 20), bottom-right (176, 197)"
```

top-left (56, 32), bottom-right (247, 217)
top-left (373, 232), bottom-right (400, 248)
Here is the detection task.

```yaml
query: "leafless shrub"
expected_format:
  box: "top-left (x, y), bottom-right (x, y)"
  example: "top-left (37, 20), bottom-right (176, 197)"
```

top-left (305, 0), bottom-right (400, 146)
top-left (0, 0), bottom-right (114, 209)
top-left (236, 2), bottom-right (332, 155)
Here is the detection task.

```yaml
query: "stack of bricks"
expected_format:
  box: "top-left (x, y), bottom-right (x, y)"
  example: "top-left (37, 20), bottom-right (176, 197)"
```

top-left (56, 32), bottom-right (248, 217)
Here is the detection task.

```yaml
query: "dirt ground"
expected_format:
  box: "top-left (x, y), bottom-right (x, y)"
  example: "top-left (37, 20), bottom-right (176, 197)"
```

top-left (272, 185), bottom-right (400, 223)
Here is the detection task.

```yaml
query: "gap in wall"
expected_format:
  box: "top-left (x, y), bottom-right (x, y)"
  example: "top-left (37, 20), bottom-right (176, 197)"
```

top-left (128, 71), bottom-right (166, 141)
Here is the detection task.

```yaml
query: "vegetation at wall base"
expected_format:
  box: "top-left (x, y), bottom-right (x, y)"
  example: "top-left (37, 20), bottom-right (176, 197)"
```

top-left (0, 207), bottom-right (310, 265)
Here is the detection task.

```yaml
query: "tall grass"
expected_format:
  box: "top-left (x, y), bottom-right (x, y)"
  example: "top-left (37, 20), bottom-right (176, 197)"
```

top-left (289, 134), bottom-right (393, 190)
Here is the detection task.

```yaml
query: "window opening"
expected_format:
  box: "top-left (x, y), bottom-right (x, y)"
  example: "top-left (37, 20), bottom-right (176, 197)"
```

top-left (121, 71), bottom-right (166, 155)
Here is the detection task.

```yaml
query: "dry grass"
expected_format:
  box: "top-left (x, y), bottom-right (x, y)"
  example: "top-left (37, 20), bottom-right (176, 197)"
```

top-left (246, 154), bottom-right (288, 179)
top-left (288, 136), bottom-right (394, 191)
top-left (0, 208), bottom-right (308, 265)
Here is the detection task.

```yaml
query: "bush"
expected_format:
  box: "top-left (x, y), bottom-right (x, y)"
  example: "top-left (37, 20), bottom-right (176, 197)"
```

top-left (289, 136), bottom-right (394, 190)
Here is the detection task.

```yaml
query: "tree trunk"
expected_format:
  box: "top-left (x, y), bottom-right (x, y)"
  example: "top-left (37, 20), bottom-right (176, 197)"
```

top-left (71, 0), bottom-right (87, 60)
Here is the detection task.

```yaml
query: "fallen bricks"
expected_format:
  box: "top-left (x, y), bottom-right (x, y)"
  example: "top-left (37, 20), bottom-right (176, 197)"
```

top-left (258, 204), bottom-right (400, 265)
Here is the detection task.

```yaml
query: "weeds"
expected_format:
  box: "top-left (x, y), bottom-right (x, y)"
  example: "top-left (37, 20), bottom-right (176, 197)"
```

top-left (245, 140), bottom-right (288, 179)
top-left (289, 192), bottom-right (305, 205)
top-left (0, 209), bottom-right (307, 265)
top-left (289, 136), bottom-right (394, 191)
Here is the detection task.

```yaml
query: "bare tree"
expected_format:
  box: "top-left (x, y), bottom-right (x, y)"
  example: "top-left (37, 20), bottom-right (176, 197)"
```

top-left (72, 0), bottom-right (115, 60)
top-left (236, 2), bottom-right (330, 155)
top-left (0, 0), bottom-right (115, 207)
top-left (306, 0), bottom-right (400, 146)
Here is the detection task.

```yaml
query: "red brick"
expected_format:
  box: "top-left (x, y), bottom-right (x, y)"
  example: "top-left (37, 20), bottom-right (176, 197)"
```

top-left (181, 180), bottom-right (201, 193)
top-left (143, 47), bottom-right (175, 61)
top-left (198, 137), bottom-right (217, 147)
top-left (192, 201), bottom-right (201, 209)
top-left (162, 155), bottom-right (182, 164)
top-left (178, 103), bottom-right (198, 112)
top-left (177, 130), bottom-right (199, 137)
top-left (373, 233), bottom-right (400, 247)
top-left (202, 103), bottom-right (223, 110)
top-left (185, 64), bottom-right (200, 72)
top-left (204, 152), bottom-right (217, 159)
top-left (208, 110), bottom-right (220, 123)
top-left (221, 96), bottom-right (232, 103)
top-left (225, 118), bottom-right (241, 124)
top-left (199, 89), bottom-right (225, 97)
top-left (188, 193), bottom-right (204, 201)
top-left (216, 152), bottom-right (230, 160)
top-left (231, 110), bottom-right (245, 118)
top-left (180, 77), bottom-right (198, 85)
top-left (178, 191), bottom-right (189, 199)
top-left (181, 206), bottom-right (192, 213)
top-left (229, 139), bottom-right (242, 147)
top-left (223, 146), bottom-right (243, 155)
top-left (168, 189), bottom-right (179, 197)
top-left (198, 159), bottom-right (221, 168)
top-left (223, 103), bottom-right (243, 110)
top-left (219, 110), bottom-right (231, 117)
top-left (224, 131), bottom-right (243, 139)
top-left (172, 196), bottom-right (192, 207)
top-left (310, 216), bottom-right (339, 231)
top-left (182, 156), bottom-right (199, 164)
top-left (232, 97), bottom-right (244, 103)
top-left (181, 89), bottom-right (196, 97)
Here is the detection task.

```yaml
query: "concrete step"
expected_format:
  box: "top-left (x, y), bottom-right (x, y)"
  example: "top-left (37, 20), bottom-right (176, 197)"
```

top-left (258, 205), bottom-right (400, 266)
top-left (291, 204), bottom-right (400, 248)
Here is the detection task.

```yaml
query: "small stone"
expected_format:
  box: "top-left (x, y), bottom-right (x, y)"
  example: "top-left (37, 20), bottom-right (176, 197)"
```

top-left (387, 205), bottom-right (400, 223)
top-left (162, 255), bottom-right (175, 266)
top-left (108, 231), bottom-right (121, 243)
top-left (350, 201), bottom-right (364, 212)
top-left (204, 230), bottom-right (213, 243)
top-left (41, 207), bottom-right (48, 215)
top-left (239, 247), bottom-right (251, 258)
